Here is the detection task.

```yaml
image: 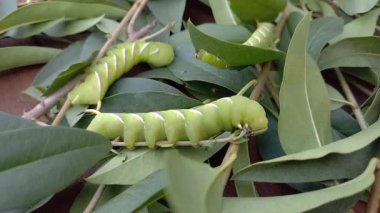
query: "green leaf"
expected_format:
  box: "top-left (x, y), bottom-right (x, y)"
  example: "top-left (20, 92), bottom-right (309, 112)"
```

top-left (308, 17), bottom-right (344, 59)
top-left (165, 150), bottom-right (229, 213)
top-left (147, 0), bottom-right (186, 33)
top-left (0, 112), bottom-right (37, 132)
top-left (0, 127), bottom-right (110, 211)
top-left (95, 170), bottom-right (165, 213)
top-left (230, 0), bottom-right (287, 23)
top-left (101, 92), bottom-right (202, 113)
top-left (44, 15), bottom-right (104, 37)
top-left (71, 183), bottom-right (128, 213)
top-left (365, 88), bottom-right (380, 124)
top-left (208, 0), bottom-right (239, 24)
top-left (188, 21), bottom-right (285, 67)
top-left (136, 68), bottom-right (182, 84)
top-left (331, 109), bottom-right (361, 137)
top-left (48, 0), bottom-right (131, 9)
top-left (234, 119), bottom-right (380, 182)
top-left (233, 143), bottom-right (257, 197)
top-left (0, 0), bottom-right (17, 19)
top-left (0, 46), bottom-right (60, 72)
top-left (87, 143), bottom-right (225, 185)
top-left (168, 25), bottom-right (256, 93)
top-left (336, 0), bottom-right (378, 15)
top-left (95, 18), bottom-right (127, 41)
top-left (327, 84), bottom-right (348, 110)
top-left (329, 8), bottom-right (380, 44)
top-left (5, 18), bottom-right (64, 38)
top-left (105, 77), bottom-right (185, 97)
top-left (33, 31), bottom-right (105, 93)
top-left (319, 36), bottom-right (380, 71)
top-left (226, 158), bottom-right (378, 213)
top-left (278, 13), bottom-right (331, 154)
top-left (0, 1), bottom-right (126, 34)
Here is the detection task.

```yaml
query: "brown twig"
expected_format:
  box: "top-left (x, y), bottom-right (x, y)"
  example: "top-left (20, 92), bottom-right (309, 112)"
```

top-left (127, 0), bottom-right (148, 38)
top-left (127, 20), bottom-right (158, 42)
top-left (51, 97), bottom-right (71, 126)
top-left (335, 68), bottom-right (368, 129)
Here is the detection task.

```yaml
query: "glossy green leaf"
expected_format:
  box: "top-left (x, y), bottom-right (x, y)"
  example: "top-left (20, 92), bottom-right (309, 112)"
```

top-left (165, 150), bottom-right (229, 213)
top-left (147, 0), bottom-right (186, 33)
top-left (48, 0), bottom-right (131, 9)
top-left (185, 81), bottom-right (234, 101)
top-left (0, 1), bottom-right (126, 34)
top-left (101, 92), bottom-right (201, 113)
top-left (0, 112), bottom-right (37, 132)
top-left (330, 8), bottom-right (380, 44)
top-left (95, 18), bottom-right (127, 41)
top-left (234, 119), bottom-right (380, 182)
top-left (230, 0), bottom-right (287, 23)
top-left (44, 15), bottom-right (104, 37)
top-left (0, 46), bottom-right (60, 72)
top-left (336, 0), bottom-right (378, 15)
top-left (227, 159), bottom-right (377, 213)
top-left (105, 77), bottom-right (185, 97)
top-left (188, 22), bottom-right (284, 67)
top-left (308, 17), bottom-right (344, 59)
top-left (5, 18), bottom-right (64, 38)
top-left (0, 0), bottom-right (17, 19)
top-left (304, 0), bottom-right (337, 17)
top-left (95, 170), bottom-right (165, 213)
top-left (33, 31), bottom-right (105, 92)
top-left (87, 143), bottom-right (225, 185)
top-left (279, 13), bottom-right (331, 154)
top-left (319, 36), bottom-right (380, 71)
top-left (0, 127), bottom-right (110, 211)
top-left (208, 0), bottom-right (239, 24)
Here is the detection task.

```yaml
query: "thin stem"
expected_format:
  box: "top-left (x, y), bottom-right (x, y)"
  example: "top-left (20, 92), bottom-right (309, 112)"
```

top-left (347, 78), bottom-right (373, 97)
top-left (127, 0), bottom-right (148, 38)
top-left (127, 20), bottom-right (158, 42)
top-left (250, 63), bottom-right (271, 100)
top-left (335, 68), bottom-right (368, 129)
top-left (265, 79), bottom-right (280, 107)
top-left (51, 97), bottom-right (71, 126)
top-left (236, 80), bottom-right (257, 96)
top-left (111, 130), bottom-right (247, 148)
top-left (140, 22), bottom-right (176, 41)
top-left (275, 7), bottom-right (290, 40)
top-left (83, 184), bottom-right (106, 213)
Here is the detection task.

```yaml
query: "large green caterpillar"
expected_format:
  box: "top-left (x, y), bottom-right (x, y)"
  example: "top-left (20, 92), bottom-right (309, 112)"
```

top-left (86, 96), bottom-right (268, 149)
top-left (68, 41), bottom-right (175, 105)
top-left (197, 22), bottom-right (276, 69)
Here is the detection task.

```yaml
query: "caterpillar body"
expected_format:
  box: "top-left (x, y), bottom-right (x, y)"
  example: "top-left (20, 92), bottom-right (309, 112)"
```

top-left (68, 41), bottom-right (175, 105)
top-left (86, 96), bottom-right (268, 149)
top-left (197, 22), bottom-right (276, 69)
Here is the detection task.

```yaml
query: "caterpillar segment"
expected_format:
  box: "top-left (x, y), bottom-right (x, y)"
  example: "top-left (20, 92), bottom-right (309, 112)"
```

top-left (68, 41), bottom-right (175, 105)
top-left (196, 22), bottom-right (276, 69)
top-left (86, 96), bottom-right (268, 149)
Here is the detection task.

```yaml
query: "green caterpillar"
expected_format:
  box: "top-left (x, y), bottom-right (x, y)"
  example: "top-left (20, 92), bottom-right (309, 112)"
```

top-left (197, 22), bottom-right (276, 69)
top-left (68, 41), bottom-right (175, 105)
top-left (86, 96), bottom-right (268, 149)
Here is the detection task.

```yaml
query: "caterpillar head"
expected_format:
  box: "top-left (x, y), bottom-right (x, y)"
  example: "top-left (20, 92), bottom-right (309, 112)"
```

top-left (144, 42), bottom-right (175, 67)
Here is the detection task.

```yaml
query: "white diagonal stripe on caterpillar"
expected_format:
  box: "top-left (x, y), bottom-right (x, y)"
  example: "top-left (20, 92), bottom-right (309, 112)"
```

top-left (206, 103), bottom-right (219, 109)
top-left (220, 97), bottom-right (233, 104)
top-left (253, 34), bottom-right (261, 44)
top-left (122, 48), bottom-right (126, 66)
top-left (258, 29), bottom-right (266, 38)
top-left (191, 109), bottom-right (203, 116)
top-left (104, 63), bottom-right (109, 80)
top-left (246, 40), bottom-right (253, 46)
top-left (131, 42), bottom-right (136, 61)
top-left (131, 113), bottom-right (145, 124)
top-left (113, 54), bottom-right (118, 72)
top-left (149, 48), bottom-right (160, 55)
top-left (95, 72), bottom-right (102, 94)
top-left (152, 112), bottom-right (165, 121)
top-left (261, 25), bottom-right (270, 33)
top-left (139, 42), bottom-right (150, 54)
top-left (174, 110), bottom-right (185, 119)
top-left (110, 113), bottom-right (124, 124)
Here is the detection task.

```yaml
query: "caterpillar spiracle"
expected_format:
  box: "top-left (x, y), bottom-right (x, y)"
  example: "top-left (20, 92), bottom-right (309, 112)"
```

top-left (68, 41), bottom-right (175, 105)
top-left (197, 22), bottom-right (276, 69)
top-left (86, 96), bottom-right (268, 149)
